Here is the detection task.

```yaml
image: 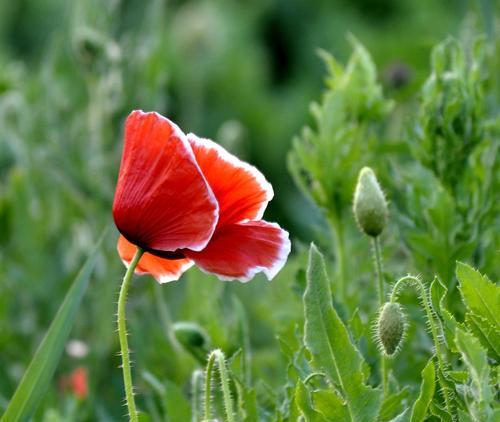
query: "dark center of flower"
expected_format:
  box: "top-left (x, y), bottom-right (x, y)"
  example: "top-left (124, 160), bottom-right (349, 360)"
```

top-left (146, 247), bottom-right (186, 260)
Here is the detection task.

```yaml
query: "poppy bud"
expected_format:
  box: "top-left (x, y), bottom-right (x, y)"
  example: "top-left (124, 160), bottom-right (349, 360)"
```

top-left (173, 321), bottom-right (210, 363)
top-left (376, 302), bottom-right (406, 356)
top-left (353, 167), bottom-right (388, 237)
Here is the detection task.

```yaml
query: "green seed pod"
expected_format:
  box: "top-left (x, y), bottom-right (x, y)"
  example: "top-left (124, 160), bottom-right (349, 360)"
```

top-left (173, 321), bottom-right (210, 363)
top-left (353, 167), bottom-right (388, 237)
top-left (376, 302), bottom-right (406, 356)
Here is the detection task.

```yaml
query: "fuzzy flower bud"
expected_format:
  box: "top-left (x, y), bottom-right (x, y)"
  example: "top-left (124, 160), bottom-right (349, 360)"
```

top-left (353, 167), bottom-right (388, 237)
top-left (376, 302), bottom-right (406, 356)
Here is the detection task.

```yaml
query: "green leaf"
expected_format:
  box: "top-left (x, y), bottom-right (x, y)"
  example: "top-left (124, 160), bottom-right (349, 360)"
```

top-left (456, 262), bottom-right (500, 330)
top-left (311, 389), bottom-right (349, 422)
top-left (232, 373), bottom-right (258, 422)
top-left (143, 371), bottom-right (191, 421)
top-left (303, 244), bottom-right (381, 422)
top-left (294, 381), bottom-right (324, 422)
top-left (430, 277), bottom-right (458, 352)
top-left (455, 328), bottom-right (495, 421)
top-left (379, 387), bottom-right (409, 422)
top-left (388, 409), bottom-right (410, 422)
top-left (410, 357), bottom-right (435, 422)
top-left (1, 232), bottom-right (105, 422)
top-left (163, 380), bottom-right (191, 421)
top-left (465, 312), bottom-right (500, 360)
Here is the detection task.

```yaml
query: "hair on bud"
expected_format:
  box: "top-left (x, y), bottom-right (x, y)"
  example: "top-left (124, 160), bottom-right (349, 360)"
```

top-left (375, 302), bottom-right (406, 357)
top-left (353, 167), bottom-right (388, 237)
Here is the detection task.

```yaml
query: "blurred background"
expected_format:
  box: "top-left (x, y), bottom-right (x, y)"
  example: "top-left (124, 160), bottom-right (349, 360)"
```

top-left (0, 0), bottom-right (497, 420)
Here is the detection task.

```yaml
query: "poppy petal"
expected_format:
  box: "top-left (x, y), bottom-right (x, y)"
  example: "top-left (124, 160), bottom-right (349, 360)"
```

top-left (187, 134), bottom-right (273, 227)
top-left (113, 111), bottom-right (219, 252)
top-left (184, 221), bottom-right (291, 282)
top-left (118, 235), bottom-right (193, 283)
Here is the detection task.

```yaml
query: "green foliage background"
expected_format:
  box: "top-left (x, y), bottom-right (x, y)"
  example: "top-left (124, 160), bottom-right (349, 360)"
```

top-left (0, 0), bottom-right (498, 420)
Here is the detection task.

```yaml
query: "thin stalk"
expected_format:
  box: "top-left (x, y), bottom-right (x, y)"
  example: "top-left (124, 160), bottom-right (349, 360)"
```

top-left (390, 276), bottom-right (442, 360)
top-left (327, 213), bottom-right (346, 302)
top-left (191, 369), bottom-right (204, 422)
top-left (118, 248), bottom-right (143, 422)
top-left (371, 236), bottom-right (388, 396)
top-left (372, 237), bottom-right (385, 305)
top-left (203, 352), bottom-right (215, 420)
top-left (203, 349), bottom-right (235, 422)
top-left (390, 275), bottom-right (454, 418)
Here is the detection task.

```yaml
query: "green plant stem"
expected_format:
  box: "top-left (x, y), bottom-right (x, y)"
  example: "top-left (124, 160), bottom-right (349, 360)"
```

top-left (327, 214), bottom-right (346, 302)
top-left (204, 349), bottom-right (235, 422)
top-left (118, 248), bottom-right (143, 422)
top-left (191, 369), bottom-right (204, 422)
top-left (371, 236), bottom-right (388, 396)
top-left (390, 276), bottom-right (442, 360)
top-left (372, 237), bottom-right (385, 305)
top-left (390, 275), bottom-right (454, 417)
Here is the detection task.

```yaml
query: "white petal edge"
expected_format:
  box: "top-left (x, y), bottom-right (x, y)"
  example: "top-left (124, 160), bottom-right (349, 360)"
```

top-left (187, 133), bottom-right (274, 221)
top-left (194, 222), bottom-right (291, 283)
top-left (157, 260), bottom-right (195, 284)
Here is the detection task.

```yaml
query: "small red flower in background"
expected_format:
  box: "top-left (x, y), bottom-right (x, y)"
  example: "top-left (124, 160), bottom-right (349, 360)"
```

top-left (60, 367), bottom-right (88, 400)
top-left (113, 110), bottom-right (291, 282)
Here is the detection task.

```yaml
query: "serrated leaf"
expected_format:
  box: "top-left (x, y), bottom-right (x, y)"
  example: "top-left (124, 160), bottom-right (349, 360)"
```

top-left (1, 232), bottom-right (105, 422)
top-left (429, 276), bottom-right (459, 352)
top-left (456, 262), bottom-right (499, 330)
top-left (303, 244), bottom-right (381, 422)
top-left (294, 381), bottom-right (324, 422)
top-left (388, 409), bottom-right (410, 422)
top-left (455, 328), bottom-right (495, 421)
top-left (448, 371), bottom-right (469, 383)
top-left (429, 277), bottom-right (455, 349)
top-left (465, 312), bottom-right (500, 360)
top-left (233, 374), bottom-right (258, 422)
top-left (430, 401), bottom-right (452, 421)
top-left (410, 357), bottom-right (435, 422)
top-left (311, 389), bottom-right (349, 422)
top-left (430, 276), bottom-right (447, 313)
top-left (379, 387), bottom-right (409, 422)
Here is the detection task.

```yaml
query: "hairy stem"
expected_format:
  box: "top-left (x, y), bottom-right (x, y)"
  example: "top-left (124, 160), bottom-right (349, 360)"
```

top-left (372, 236), bottom-right (388, 396)
top-left (118, 248), bottom-right (143, 422)
top-left (204, 349), bottom-right (235, 422)
top-left (390, 275), bottom-right (454, 418)
top-left (191, 369), bottom-right (204, 422)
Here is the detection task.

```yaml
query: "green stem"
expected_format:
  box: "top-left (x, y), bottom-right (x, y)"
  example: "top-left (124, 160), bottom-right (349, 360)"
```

top-left (372, 237), bottom-right (385, 305)
top-left (203, 349), bottom-right (235, 422)
top-left (191, 369), bottom-right (204, 422)
top-left (390, 275), bottom-right (454, 417)
top-left (327, 214), bottom-right (346, 302)
top-left (390, 276), bottom-right (442, 359)
top-left (118, 248), bottom-right (143, 422)
top-left (371, 236), bottom-right (388, 396)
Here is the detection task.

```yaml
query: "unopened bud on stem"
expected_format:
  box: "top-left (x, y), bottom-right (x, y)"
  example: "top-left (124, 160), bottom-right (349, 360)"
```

top-left (376, 302), bottom-right (406, 356)
top-left (353, 167), bottom-right (388, 237)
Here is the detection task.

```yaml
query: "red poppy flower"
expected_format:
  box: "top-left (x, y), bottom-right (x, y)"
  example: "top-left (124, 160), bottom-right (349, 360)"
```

top-left (113, 110), bottom-right (291, 282)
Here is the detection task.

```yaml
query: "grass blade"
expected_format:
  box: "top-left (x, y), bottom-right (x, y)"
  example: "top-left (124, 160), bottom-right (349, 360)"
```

top-left (1, 231), bottom-right (105, 422)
